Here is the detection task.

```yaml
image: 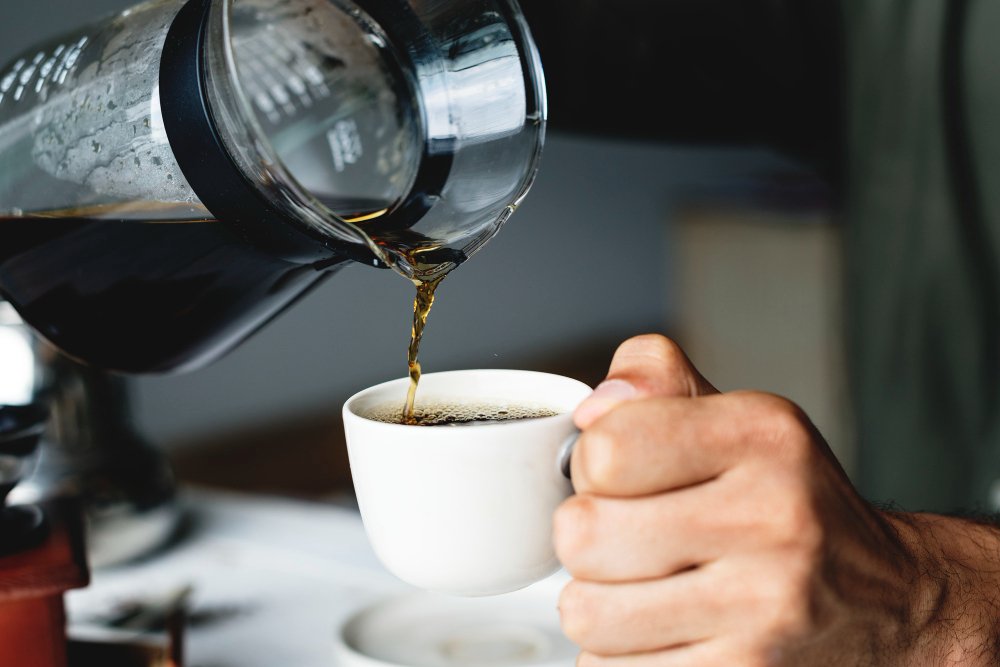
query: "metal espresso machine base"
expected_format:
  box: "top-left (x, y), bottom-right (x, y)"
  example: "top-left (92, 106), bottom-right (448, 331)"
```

top-left (0, 301), bottom-right (181, 569)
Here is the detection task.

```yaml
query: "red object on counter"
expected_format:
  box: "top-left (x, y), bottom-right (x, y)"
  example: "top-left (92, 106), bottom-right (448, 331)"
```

top-left (0, 501), bottom-right (89, 667)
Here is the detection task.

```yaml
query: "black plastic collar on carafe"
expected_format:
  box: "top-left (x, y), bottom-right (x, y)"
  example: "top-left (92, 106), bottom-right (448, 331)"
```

top-left (158, 0), bottom-right (381, 267)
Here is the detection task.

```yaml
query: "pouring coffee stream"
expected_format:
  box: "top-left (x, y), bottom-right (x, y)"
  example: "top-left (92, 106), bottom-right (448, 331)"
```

top-left (403, 275), bottom-right (444, 424)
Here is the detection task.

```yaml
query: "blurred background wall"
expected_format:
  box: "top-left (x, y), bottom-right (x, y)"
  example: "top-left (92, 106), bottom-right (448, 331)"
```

top-left (1, 1), bottom-right (853, 488)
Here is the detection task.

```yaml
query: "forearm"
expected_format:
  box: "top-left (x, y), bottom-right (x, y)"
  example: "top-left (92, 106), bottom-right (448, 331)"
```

top-left (517, 0), bottom-right (845, 178)
top-left (888, 512), bottom-right (1000, 665)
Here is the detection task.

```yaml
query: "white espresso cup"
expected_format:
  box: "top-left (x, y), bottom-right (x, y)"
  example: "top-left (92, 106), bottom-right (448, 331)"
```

top-left (342, 369), bottom-right (593, 596)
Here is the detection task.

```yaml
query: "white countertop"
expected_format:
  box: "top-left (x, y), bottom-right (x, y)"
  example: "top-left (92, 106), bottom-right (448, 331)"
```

top-left (66, 487), bottom-right (571, 667)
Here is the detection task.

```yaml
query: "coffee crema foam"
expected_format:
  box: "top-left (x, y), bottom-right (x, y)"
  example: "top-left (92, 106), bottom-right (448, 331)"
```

top-left (362, 401), bottom-right (560, 426)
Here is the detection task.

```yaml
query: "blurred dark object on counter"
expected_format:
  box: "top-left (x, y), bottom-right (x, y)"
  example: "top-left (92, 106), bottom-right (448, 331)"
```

top-left (68, 639), bottom-right (179, 667)
top-left (68, 585), bottom-right (188, 667)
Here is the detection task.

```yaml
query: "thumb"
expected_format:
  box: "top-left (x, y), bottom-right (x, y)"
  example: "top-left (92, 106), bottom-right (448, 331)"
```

top-left (574, 334), bottom-right (718, 429)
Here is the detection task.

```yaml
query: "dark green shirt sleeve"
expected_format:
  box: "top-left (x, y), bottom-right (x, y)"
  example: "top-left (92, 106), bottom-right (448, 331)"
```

top-left (517, 0), bottom-right (844, 179)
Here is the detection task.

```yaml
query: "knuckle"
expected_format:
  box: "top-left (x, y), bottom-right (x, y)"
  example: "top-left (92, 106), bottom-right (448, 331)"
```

top-left (577, 429), bottom-right (628, 492)
top-left (770, 497), bottom-right (823, 551)
top-left (553, 495), bottom-right (599, 565)
top-left (765, 567), bottom-right (817, 639)
top-left (721, 639), bottom-right (782, 667)
top-left (706, 643), bottom-right (744, 667)
top-left (558, 581), bottom-right (599, 646)
top-left (752, 491), bottom-right (825, 574)
top-left (740, 393), bottom-right (815, 458)
top-left (728, 654), bottom-right (769, 667)
top-left (764, 397), bottom-right (812, 442)
top-left (771, 600), bottom-right (815, 641)
top-left (740, 653), bottom-right (781, 667)
top-left (733, 564), bottom-right (817, 648)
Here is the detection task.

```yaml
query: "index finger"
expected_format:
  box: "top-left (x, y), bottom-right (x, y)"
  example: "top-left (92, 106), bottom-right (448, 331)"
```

top-left (571, 391), bottom-right (816, 496)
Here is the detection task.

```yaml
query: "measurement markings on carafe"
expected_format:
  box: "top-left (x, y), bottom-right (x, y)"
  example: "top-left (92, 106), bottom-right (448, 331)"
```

top-left (236, 21), bottom-right (336, 123)
top-left (0, 36), bottom-right (89, 107)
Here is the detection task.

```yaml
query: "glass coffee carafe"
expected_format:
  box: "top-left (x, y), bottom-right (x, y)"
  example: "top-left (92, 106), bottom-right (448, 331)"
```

top-left (0, 0), bottom-right (546, 373)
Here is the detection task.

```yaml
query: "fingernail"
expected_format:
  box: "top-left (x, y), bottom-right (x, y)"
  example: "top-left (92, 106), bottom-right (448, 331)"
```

top-left (573, 379), bottom-right (636, 426)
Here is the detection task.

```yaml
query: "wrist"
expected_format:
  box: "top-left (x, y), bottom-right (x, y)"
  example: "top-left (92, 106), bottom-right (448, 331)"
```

top-left (888, 511), bottom-right (1000, 665)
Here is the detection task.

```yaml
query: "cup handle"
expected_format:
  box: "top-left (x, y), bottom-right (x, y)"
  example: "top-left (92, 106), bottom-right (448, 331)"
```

top-left (558, 431), bottom-right (579, 481)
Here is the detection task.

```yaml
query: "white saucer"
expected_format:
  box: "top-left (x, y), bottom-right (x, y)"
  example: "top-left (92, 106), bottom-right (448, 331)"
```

top-left (334, 580), bottom-right (577, 667)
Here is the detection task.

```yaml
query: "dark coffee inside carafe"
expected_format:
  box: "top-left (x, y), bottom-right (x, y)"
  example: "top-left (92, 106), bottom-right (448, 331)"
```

top-left (0, 201), bottom-right (386, 373)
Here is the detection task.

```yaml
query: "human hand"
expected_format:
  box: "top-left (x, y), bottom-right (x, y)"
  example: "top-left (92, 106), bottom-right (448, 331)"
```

top-left (555, 334), bottom-right (1000, 666)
